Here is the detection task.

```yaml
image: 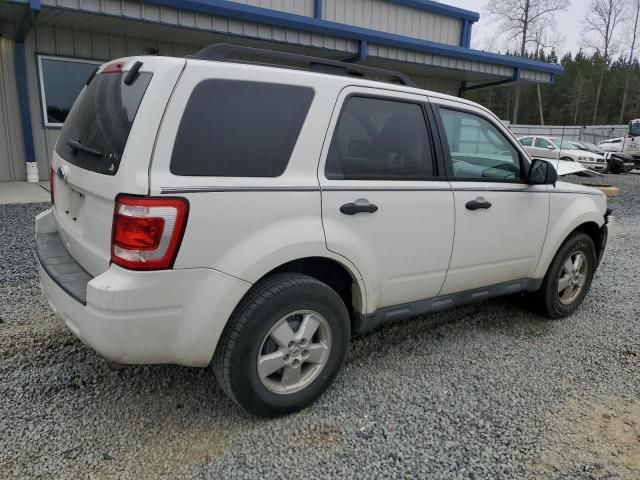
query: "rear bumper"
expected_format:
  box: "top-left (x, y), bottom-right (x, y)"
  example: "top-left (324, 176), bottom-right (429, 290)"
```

top-left (36, 209), bottom-right (251, 367)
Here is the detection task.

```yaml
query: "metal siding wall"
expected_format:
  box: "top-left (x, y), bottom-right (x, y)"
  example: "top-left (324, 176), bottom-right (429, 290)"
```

top-left (520, 69), bottom-right (552, 83)
top-left (39, 0), bottom-right (356, 53)
top-left (227, 0), bottom-right (314, 17)
top-left (368, 43), bottom-right (513, 78)
top-left (0, 37), bottom-right (26, 181)
top-left (412, 74), bottom-right (459, 96)
top-left (323, 0), bottom-right (462, 46)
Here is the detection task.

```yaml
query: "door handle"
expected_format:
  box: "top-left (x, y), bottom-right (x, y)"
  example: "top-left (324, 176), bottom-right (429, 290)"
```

top-left (340, 201), bottom-right (379, 215)
top-left (465, 199), bottom-right (492, 211)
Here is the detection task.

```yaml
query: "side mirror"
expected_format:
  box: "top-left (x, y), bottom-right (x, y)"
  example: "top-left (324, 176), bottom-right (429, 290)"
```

top-left (528, 158), bottom-right (558, 185)
top-left (546, 144), bottom-right (555, 150)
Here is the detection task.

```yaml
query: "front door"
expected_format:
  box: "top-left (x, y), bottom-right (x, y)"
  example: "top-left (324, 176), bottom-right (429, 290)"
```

top-left (533, 137), bottom-right (557, 159)
top-left (432, 102), bottom-right (550, 295)
top-left (319, 88), bottom-right (455, 313)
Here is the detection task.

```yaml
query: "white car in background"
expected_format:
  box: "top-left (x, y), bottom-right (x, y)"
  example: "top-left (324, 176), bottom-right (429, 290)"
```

top-left (598, 138), bottom-right (624, 153)
top-left (518, 136), bottom-right (607, 172)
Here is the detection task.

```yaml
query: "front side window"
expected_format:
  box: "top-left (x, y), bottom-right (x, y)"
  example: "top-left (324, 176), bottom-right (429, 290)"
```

top-left (170, 80), bottom-right (314, 177)
top-left (438, 108), bottom-right (522, 181)
top-left (38, 55), bottom-right (102, 127)
top-left (630, 122), bottom-right (640, 137)
top-left (326, 96), bottom-right (434, 180)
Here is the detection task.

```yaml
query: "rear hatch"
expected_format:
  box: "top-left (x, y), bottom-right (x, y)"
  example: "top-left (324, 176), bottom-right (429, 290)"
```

top-left (50, 56), bottom-right (185, 277)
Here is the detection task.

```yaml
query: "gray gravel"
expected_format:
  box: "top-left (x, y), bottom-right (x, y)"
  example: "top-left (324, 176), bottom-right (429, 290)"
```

top-left (1, 174), bottom-right (640, 480)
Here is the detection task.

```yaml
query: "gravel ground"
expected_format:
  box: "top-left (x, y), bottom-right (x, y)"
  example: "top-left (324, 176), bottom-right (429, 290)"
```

top-left (1, 174), bottom-right (639, 479)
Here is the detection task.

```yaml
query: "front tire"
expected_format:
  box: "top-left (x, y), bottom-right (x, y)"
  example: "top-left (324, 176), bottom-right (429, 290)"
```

top-left (530, 232), bottom-right (596, 319)
top-left (213, 273), bottom-right (350, 417)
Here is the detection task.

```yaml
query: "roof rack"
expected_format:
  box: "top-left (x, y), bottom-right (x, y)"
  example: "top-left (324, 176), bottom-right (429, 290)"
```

top-left (187, 43), bottom-right (417, 87)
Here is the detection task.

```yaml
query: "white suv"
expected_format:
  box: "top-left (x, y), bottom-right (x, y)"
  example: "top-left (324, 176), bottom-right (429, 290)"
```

top-left (36, 45), bottom-right (610, 417)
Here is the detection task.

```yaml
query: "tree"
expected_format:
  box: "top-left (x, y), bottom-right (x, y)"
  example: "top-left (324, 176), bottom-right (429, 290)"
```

top-left (582, 0), bottom-right (628, 125)
top-left (620, 0), bottom-right (640, 123)
top-left (484, 0), bottom-right (570, 123)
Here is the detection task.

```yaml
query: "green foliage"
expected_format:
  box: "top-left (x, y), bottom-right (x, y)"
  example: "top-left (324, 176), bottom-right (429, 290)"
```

top-left (468, 50), bottom-right (640, 125)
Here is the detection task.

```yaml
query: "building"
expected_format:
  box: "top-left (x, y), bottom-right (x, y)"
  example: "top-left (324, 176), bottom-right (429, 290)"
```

top-left (0, 0), bottom-right (563, 182)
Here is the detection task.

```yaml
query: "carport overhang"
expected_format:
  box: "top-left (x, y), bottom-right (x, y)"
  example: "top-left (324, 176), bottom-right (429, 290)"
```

top-left (3, 0), bottom-right (562, 87)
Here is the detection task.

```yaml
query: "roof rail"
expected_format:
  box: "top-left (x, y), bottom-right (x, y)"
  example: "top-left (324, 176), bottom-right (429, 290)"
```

top-left (187, 43), bottom-right (417, 87)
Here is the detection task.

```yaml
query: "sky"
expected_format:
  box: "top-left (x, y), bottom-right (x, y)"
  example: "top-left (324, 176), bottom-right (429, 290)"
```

top-left (442, 0), bottom-right (587, 56)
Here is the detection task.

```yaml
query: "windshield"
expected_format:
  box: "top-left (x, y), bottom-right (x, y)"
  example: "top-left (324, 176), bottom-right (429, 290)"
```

top-left (581, 142), bottom-right (605, 154)
top-left (550, 138), bottom-right (581, 150)
top-left (55, 71), bottom-right (152, 175)
top-left (630, 122), bottom-right (640, 137)
top-left (569, 142), bottom-right (588, 151)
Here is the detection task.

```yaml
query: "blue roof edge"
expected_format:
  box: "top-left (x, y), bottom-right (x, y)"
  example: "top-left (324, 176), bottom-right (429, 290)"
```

top-left (145, 0), bottom-right (563, 75)
top-left (386, 0), bottom-right (480, 22)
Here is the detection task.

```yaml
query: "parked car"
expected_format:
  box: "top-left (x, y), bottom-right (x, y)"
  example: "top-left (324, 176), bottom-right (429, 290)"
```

top-left (598, 137), bottom-right (624, 153)
top-left (518, 136), bottom-right (607, 172)
top-left (36, 45), bottom-right (610, 417)
top-left (578, 141), bottom-right (634, 173)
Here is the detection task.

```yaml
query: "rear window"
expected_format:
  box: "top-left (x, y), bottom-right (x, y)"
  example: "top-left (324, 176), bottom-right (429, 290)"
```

top-left (55, 71), bottom-right (152, 175)
top-left (170, 80), bottom-right (314, 177)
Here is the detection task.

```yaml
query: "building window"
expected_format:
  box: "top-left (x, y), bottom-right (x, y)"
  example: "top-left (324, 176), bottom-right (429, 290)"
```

top-left (38, 55), bottom-right (102, 128)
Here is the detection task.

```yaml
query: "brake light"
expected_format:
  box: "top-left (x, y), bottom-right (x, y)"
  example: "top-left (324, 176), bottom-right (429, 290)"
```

top-left (49, 167), bottom-right (55, 204)
top-left (101, 62), bottom-right (124, 74)
top-left (111, 195), bottom-right (189, 270)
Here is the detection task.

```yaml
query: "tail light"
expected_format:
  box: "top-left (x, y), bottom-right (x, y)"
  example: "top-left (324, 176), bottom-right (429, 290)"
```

top-left (111, 195), bottom-right (189, 270)
top-left (49, 167), bottom-right (55, 204)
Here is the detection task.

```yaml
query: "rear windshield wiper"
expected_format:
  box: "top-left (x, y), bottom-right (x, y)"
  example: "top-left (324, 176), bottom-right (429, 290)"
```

top-left (66, 139), bottom-right (102, 157)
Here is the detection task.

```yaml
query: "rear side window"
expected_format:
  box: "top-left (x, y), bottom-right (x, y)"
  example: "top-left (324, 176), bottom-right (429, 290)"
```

top-left (326, 96), bottom-right (435, 180)
top-left (519, 137), bottom-right (533, 146)
top-left (170, 80), bottom-right (314, 177)
top-left (55, 71), bottom-right (152, 175)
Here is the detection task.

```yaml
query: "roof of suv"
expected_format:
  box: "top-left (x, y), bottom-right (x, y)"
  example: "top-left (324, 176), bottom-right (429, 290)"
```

top-left (180, 44), bottom-right (494, 118)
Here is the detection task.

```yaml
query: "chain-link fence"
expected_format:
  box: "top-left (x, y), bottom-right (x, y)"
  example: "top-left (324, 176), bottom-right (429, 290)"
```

top-left (505, 124), bottom-right (628, 144)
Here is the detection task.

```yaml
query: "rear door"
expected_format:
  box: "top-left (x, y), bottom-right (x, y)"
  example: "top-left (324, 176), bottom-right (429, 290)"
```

top-left (431, 100), bottom-right (549, 294)
top-left (50, 57), bottom-right (184, 276)
top-left (319, 87), bottom-right (455, 313)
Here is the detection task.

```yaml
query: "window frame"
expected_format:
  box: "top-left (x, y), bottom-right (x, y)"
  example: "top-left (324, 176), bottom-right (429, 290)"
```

top-left (432, 103), bottom-right (529, 184)
top-left (324, 93), bottom-right (443, 182)
top-left (37, 54), bottom-right (102, 129)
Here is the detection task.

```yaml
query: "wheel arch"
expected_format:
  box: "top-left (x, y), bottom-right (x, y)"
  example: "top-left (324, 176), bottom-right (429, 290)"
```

top-left (535, 216), bottom-right (605, 279)
top-left (262, 256), bottom-right (365, 325)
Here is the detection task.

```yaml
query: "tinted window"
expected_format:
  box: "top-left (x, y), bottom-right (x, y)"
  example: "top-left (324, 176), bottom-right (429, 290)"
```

top-left (439, 108), bottom-right (521, 180)
top-left (519, 137), bottom-right (533, 146)
top-left (39, 56), bottom-right (101, 126)
top-left (171, 80), bottom-right (314, 177)
top-left (535, 137), bottom-right (553, 149)
top-left (55, 72), bottom-right (152, 175)
top-left (326, 97), bottom-right (434, 180)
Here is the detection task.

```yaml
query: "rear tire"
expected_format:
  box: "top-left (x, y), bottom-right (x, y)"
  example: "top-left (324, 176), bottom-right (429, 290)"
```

top-left (213, 273), bottom-right (350, 417)
top-left (529, 232), bottom-right (596, 319)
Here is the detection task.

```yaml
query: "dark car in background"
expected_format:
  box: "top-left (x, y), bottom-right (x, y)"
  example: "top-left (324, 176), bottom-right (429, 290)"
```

top-left (576, 141), bottom-right (635, 174)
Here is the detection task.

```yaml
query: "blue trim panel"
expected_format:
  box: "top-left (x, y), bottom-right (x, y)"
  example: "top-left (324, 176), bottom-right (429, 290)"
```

top-left (14, 42), bottom-right (36, 163)
top-left (143, 0), bottom-right (563, 74)
top-left (313, 0), bottom-right (321, 19)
